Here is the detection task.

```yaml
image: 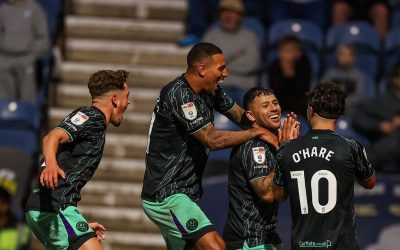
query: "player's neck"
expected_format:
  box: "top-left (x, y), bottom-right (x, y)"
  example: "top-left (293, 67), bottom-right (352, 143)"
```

top-left (310, 117), bottom-right (336, 131)
top-left (92, 101), bottom-right (112, 126)
top-left (183, 72), bottom-right (204, 95)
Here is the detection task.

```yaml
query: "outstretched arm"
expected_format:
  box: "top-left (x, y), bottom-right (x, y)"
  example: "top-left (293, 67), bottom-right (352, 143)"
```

top-left (40, 128), bottom-right (69, 189)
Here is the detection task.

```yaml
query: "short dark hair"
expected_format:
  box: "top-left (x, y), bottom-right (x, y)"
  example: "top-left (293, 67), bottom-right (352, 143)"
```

top-left (278, 35), bottom-right (301, 48)
top-left (243, 87), bottom-right (275, 110)
top-left (0, 187), bottom-right (11, 203)
top-left (307, 83), bottom-right (347, 119)
top-left (187, 42), bottom-right (223, 71)
top-left (88, 70), bottom-right (129, 98)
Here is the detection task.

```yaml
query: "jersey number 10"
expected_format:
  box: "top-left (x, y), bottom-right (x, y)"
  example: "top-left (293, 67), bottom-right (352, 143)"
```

top-left (290, 170), bottom-right (337, 214)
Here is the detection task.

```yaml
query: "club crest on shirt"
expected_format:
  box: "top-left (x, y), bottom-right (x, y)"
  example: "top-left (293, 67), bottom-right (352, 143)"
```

top-left (252, 147), bottom-right (266, 164)
top-left (181, 102), bottom-right (197, 121)
top-left (70, 111), bottom-right (89, 125)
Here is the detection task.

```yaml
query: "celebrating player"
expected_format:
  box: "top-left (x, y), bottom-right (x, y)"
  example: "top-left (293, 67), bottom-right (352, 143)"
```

top-left (273, 83), bottom-right (376, 250)
top-left (26, 70), bottom-right (131, 250)
top-left (141, 43), bottom-right (278, 250)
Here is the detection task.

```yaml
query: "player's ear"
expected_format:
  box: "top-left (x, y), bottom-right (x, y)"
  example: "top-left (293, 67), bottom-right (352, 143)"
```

top-left (111, 94), bottom-right (119, 108)
top-left (198, 63), bottom-right (206, 78)
top-left (245, 110), bottom-right (256, 122)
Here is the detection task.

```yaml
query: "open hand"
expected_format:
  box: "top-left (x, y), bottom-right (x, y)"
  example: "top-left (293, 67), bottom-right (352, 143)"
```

top-left (89, 222), bottom-right (106, 242)
top-left (40, 163), bottom-right (66, 190)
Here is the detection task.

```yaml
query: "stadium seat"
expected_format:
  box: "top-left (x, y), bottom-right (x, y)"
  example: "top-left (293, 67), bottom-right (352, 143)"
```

top-left (364, 74), bottom-right (377, 98)
top-left (384, 27), bottom-right (400, 74)
top-left (335, 116), bottom-right (370, 146)
top-left (267, 19), bottom-right (322, 77)
top-left (242, 17), bottom-right (266, 49)
top-left (325, 21), bottom-right (381, 78)
top-left (0, 129), bottom-right (38, 157)
top-left (0, 100), bottom-right (40, 130)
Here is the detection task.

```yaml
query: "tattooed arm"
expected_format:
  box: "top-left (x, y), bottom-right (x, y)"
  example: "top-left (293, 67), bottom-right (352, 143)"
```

top-left (250, 171), bottom-right (275, 202)
top-left (193, 123), bottom-right (265, 151)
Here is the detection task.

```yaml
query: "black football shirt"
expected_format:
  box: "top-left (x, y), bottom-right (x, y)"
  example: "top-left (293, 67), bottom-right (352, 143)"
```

top-left (141, 76), bottom-right (235, 202)
top-left (274, 129), bottom-right (374, 250)
top-left (223, 138), bottom-right (281, 248)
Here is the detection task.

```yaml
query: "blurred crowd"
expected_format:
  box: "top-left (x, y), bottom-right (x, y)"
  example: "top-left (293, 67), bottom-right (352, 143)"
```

top-left (177, 0), bottom-right (400, 173)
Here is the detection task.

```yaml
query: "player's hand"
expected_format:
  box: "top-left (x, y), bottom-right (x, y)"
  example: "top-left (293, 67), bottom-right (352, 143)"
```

top-left (89, 222), bottom-right (106, 242)
top-left (257, 127), bottom-right (279, 150)
top-left (279, 115), bottom-right (300, 145)
top-left (40, 164), bottom-right (66, 190)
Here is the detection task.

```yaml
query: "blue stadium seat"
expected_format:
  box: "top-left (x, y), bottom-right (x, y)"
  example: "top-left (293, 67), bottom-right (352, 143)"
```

top-left (325, 21), bottom-right (381, 78)
top-left (0, 100), bottom-right (40, 130)
top-left (267, 19), bottom-right (322, 77)
top-left (335, 116), bottom-right (370, 146)
top-left (384, 27), bottom-right (400, 74)
top-left (364, 74), bottom-right (377, 98)
top-left (0, 129), bottom-right (38, 156)
top-left (242, 17), bottom-right (266, 49)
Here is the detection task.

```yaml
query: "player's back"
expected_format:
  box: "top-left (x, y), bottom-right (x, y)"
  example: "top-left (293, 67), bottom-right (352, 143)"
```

top-left (276, 129), bottom-right (367, 250)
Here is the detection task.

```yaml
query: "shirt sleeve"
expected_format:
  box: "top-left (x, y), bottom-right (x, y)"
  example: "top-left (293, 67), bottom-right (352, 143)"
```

top-left (213, 85), bottom-right (235, 114)
top-left (273, 146), bottom-right (286, 187)
top-left (349, 139), bottom-right (375, 180)
top-left (57, 107), bottom-right (90, 142)
top-left (169, 87), bottom-right (213, 134)
top-left (242, 143), bottom-right (275, 183)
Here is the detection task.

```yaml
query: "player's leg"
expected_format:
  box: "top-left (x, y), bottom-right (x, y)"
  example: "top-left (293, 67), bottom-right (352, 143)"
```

top-left (195, 231), bottom-right (225, 250)
top-left (142, 193), bottom-right (223, 250)
top-left (78, 237), bottom-right (103, 250)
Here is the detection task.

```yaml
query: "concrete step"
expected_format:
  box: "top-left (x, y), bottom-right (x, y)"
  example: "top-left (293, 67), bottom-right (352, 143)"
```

top-left (49, 107), bottom-right (152, 134)
top-left (61, 61), bottom-right (183, 88)
top-left (65, 39), bottom-right (188, 67)
top-left (95, 158), bottom-right (145, 182)
top-left (71, 0), bottom-right (186, 21)
top-left (79, 205), bottom-right (160, 234)
top-left (80, 181), bottom-right (142, 207)
top-left (103, 133), bottom-right (147, 158)
top-left (54, 82), bottom-right (157, 113)
top-left (65, 15), bottom-right (184, 42)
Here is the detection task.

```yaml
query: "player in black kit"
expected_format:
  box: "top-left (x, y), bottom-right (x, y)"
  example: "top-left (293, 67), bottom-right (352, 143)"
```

top-left (273, 83), bottom-right (376, 250)
top-left (26, 70), bottom-right (130, 250)
top-left (223, 87), bottom-right (296, 250)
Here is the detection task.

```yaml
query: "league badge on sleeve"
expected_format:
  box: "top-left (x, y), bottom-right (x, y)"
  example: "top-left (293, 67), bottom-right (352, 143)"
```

top-left (252, 147), bottom-right (266, 164)
top-left (71, 112), bottom-right (89, 125)
top-left (181, 102), bottom-right (197, 121)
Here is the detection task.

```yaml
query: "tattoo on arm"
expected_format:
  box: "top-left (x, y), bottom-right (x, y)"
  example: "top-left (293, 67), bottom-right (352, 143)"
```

top-left (250, 172), bottom-right (275, 202)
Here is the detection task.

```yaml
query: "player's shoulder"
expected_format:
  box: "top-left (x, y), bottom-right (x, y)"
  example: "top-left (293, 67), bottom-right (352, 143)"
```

top-left (68, 106), bottom-right (105, 126)
top-left (161, 76), bottom-right (197, 104)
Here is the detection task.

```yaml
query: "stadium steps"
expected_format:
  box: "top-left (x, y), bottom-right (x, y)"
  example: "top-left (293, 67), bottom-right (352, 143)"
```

top-left (65, 15), bottom-right (184, 42)
top-left (65, 39), bottom-right (188, 67)
top-left (32, 0), bottom-right (190, 248)
top-left (71, 0), bottom-right (186, 21)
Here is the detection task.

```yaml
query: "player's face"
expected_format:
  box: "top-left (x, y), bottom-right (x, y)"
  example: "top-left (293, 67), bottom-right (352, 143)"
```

top-left (249, 94), bottom-right (281, 131)
top-left (204, 54), bottom-right (228, 95)
top-left (111, 83), bottom-right (130, 127)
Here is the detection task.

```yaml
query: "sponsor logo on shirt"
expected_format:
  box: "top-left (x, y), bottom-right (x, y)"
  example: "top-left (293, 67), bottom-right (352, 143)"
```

top-left (252, 147), bottom-right (265, 164)
top-left (181, 102), bottom-right (197, 121)
top-left (71, 112), bottom-right (89, 125)
top-left (299, 240), bottom-right (332, 248)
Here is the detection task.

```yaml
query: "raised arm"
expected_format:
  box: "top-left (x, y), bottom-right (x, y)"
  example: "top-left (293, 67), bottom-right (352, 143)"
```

top-left (40, 128), bottom-right (69, 189)
top-left (250, 172), bottom-right (275, 202)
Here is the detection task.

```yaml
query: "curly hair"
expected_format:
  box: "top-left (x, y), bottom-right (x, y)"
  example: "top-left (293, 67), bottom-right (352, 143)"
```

top-left (88, 70), bottom-right (129, 98)
top-left (307, 83), bottom-right (347, 119)
top-left (243, 87), bottom-right (275, 110)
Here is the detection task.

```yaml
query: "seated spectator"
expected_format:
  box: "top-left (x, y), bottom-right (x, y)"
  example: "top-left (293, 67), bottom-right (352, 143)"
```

top-left (321, 43), bottom-right (365, 113)
top-left (202, 0), bottom-right (261, 89)
top-left (331, 0), bottom-right (353, 26)
top-left (351, 63), bottom-right (400, 171)
top-left (268, 36), bottom-right (311, 117)
top-left (0, 0), bottom-right (50, 104)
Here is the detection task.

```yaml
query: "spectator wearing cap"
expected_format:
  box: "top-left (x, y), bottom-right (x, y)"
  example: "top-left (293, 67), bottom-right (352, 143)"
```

top-left (202, 0), bottom-right (261, 90)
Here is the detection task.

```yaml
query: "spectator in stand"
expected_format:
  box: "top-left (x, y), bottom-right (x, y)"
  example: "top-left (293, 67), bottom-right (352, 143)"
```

top-left (331, 0), bottom-right (353, 26)
top-left (321, 43), bottom-right (366, 113)
top-left (177, 0), bottom-right (267, 47)
top-left (351, 63), bottom-right (400, 172)
top-left (268, 36), bottom-right (311, 117)
top-left (0, 0), bottom-right (50, 104)
top-left (202, 0), bottom-right (261, 89)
